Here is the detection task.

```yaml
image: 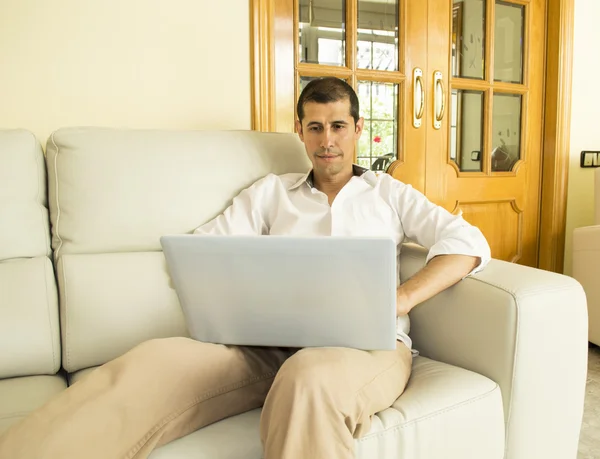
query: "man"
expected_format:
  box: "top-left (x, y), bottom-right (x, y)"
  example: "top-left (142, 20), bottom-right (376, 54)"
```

top-left (0, 77), bottom-right (490, 459)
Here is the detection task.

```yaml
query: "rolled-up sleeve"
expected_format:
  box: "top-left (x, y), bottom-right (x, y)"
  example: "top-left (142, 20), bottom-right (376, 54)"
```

top-left (388, 177), bottom-right (491, 276)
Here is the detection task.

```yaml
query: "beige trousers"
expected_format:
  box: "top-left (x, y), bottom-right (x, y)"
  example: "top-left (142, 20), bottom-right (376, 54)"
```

top-left (0, 337), bottom-right (412, 459)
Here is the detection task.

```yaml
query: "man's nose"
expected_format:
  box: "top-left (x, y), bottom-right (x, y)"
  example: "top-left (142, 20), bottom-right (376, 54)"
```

top-left (319, 127), bottom-right (335, 149)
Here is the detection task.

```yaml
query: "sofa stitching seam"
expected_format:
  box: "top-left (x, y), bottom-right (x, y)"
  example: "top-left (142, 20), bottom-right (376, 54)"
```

top-left (50, 132), bottom-right (62, 260)
top-left (356, 383), bottom-right (501, 443)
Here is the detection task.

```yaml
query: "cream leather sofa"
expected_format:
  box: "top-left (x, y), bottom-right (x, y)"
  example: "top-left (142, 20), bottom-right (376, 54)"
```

top-left (0, 127), bottom-right (589, 459)
top-left (573, 168), bottom-right (600, 346)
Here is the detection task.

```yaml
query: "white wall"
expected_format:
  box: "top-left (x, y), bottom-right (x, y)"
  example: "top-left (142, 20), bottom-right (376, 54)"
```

top-left (563, 0), bottom-right (600, 275)
top-left (0, 0), bottom-right (251, 146)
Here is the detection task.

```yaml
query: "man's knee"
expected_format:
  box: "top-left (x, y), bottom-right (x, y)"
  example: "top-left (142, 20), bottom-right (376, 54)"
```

top-left (132, 336), bottom-right (189, 353)
top-left (273, 349), bottom-right (332, 393)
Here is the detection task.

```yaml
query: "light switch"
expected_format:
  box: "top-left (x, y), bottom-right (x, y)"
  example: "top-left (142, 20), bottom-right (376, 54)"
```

top-left (581, 151), bottom-right (600, 168)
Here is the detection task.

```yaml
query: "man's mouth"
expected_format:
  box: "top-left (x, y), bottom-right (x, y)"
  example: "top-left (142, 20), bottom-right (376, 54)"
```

top-left (316, 153), bottom-right (341, 159)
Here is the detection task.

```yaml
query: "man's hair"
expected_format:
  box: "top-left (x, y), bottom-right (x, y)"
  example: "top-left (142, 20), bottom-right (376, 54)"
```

top-left (296, 77), bottom-right (360, 125)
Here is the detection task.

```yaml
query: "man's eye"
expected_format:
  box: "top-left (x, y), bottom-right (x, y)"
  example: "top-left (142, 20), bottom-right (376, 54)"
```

top-left (333, 124), bottom-right (344, 130)
top-left (309, 126), bottom-right (321, 132)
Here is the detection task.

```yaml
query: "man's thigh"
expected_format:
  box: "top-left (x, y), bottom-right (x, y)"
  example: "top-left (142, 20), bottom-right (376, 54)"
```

top-left (0, 338), bottom-right (293, 459)
top-left (282, 342), bottom-right (412, 406)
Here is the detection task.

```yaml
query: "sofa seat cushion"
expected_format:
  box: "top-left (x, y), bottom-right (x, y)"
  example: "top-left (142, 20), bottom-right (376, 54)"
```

top-left (0, 375), bottom-right (67, 434)
top-left (0, 257), bottom-right (61, 379)
top-left (356, 356), bottom-right (505, 458)
top-left (66, 357), bottom-right (505, 458)
top-left (149, 409), bottom-right (263, 459)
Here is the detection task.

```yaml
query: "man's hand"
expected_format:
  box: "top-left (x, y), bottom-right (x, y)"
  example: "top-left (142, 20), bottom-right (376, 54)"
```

top-left (395, 254), bottom-right (480, 317)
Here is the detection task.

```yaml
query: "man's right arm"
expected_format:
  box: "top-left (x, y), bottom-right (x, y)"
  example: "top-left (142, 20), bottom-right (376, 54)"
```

top-left (193, 175), bottom-right (275, 236)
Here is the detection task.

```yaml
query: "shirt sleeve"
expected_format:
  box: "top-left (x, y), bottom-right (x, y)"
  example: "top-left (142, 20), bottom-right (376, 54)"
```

top-left (387, 177), bottom-right (491, 276)
top-left (193, 175), bottom-right (274, 236)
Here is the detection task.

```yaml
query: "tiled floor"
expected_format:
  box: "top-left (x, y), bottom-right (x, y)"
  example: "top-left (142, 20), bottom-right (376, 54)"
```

top-left (579, 344), bottom-right (600, 459)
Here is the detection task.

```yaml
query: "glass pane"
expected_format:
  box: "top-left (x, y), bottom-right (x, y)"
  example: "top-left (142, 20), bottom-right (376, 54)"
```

top-left (492, 93), bottom-right (521, 171)
top-left (298, 0), bottom-right (346, 66)
top-left (356, 81), bottom-right (398, 171)
top-left (450, 89), bottom-right (484, 172)
top-left (357, 0), bottom-right (398, 71)
top-left (452, 0), bottom-right (485, 80)
top-left (299, 76), bottom-right (319, 94)
top-left (494, 2), bottom-right (524, 83)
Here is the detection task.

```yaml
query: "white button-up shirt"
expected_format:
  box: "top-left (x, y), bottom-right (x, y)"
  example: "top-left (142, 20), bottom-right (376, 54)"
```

top-left (194, 166), bottom-right (491, 350)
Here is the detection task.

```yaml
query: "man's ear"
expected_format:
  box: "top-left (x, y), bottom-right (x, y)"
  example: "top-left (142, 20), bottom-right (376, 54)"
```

top-left (295, 119), bottom-right (304, 141)
top-left (354, 117), bottom-right (365, 138)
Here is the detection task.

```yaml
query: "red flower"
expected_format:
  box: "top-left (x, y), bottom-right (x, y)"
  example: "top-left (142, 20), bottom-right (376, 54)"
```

top-left (373, 136), bottom-right (381, 143)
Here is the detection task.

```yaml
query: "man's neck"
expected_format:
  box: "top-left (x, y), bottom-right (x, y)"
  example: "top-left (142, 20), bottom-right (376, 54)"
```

top-left (313, 167), bottom-right (354, 204)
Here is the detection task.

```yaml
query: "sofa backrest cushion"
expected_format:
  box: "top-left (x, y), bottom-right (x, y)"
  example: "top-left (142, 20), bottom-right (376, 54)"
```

top-left (46, 128), bottom-right (313, 371)
top-left (0, 129), bottom-right (61, 378)
top-left (0, 130), bottom-right (51, 260)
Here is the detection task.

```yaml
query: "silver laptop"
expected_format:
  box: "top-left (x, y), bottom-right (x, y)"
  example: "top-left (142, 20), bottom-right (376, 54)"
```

top-left (160, 235), bottom-right (397, 350)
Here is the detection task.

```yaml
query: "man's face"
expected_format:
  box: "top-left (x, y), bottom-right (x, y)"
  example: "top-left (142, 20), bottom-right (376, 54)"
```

top-left (296, 99), bottom-right (364, 178)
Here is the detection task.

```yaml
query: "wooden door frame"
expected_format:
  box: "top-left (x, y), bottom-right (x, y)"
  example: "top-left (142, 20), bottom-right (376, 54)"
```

top-left (250, 0), bottom-right (575, 273)
top-left (538, 0), bottom-right (574, 273)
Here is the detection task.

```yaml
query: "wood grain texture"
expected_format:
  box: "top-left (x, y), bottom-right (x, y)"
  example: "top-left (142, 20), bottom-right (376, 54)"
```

top-left (250, 0), bottom-right (275, 132)
top-left (424, 0), bottom-right (545, 267)
top-left (387, 0), bottom-right (427, 193)
top-left (455, 200), bottom-right (523, 262)
top-left (538, 0), bottom-right (575, 273)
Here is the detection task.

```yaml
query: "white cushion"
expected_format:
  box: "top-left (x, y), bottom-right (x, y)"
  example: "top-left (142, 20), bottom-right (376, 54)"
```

top-left (356, 357), bottom-right (504, 458)
top-left (57, 253), bottom-right (187, 372)
top-left (45, 128), bottom-right (311, 257)
top-left (0, 129), bottom-right (50, 261)
top-left (149, 409), bottom-right (263, 459)
top-left (143, 357), bottom-right (504, 459)
top-left (0, 129), bottom-right (60, 379)
top-left (0, 257), bottom-right (61, 379)
top-left (0, 375), bottom-right (67, 434)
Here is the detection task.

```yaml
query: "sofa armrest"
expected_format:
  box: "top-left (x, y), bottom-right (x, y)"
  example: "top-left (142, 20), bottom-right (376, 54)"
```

top-left (401, 244), bottom-right (588, 459)
top-left (573, 225), bottom-right (600, 345)
top-left (573, 224), bottom-right (600, 252)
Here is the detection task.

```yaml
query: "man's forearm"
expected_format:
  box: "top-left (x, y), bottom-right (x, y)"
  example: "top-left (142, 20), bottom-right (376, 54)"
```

top-left (396, 254), bottom-right (480, 316)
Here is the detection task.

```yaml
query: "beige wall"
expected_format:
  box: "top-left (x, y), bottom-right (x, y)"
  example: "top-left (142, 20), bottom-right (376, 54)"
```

top-left (563, 0), bottom-right (600, 275)
top-left (0, 0), bottom-right (251, 146)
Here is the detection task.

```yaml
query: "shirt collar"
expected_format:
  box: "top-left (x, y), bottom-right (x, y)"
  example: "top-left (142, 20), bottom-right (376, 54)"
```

top-left (288, 164), bottom-right (377, 191)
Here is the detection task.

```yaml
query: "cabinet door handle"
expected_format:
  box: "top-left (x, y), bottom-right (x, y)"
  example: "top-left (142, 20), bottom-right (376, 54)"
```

top-left (413, 68), bottom-right (425, 128)
top-left (433, 71), bottom-right (445, 130)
